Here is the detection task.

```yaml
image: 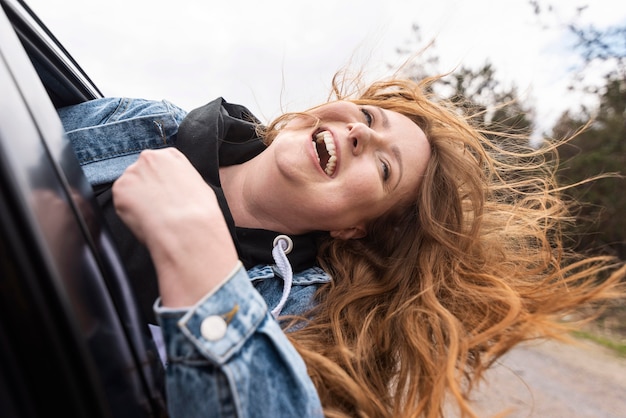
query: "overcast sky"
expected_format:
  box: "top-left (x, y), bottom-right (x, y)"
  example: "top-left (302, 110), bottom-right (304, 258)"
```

top-left (27, 0), bottom-right (626, 136)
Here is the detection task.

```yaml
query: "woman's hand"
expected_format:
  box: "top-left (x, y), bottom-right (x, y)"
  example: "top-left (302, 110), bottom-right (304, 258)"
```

top-left (112, 148), bottom-right (238, 307)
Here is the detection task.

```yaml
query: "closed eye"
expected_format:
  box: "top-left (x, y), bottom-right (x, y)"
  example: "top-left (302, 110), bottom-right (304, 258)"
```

top-left (360, 108), bottom-right (373, 127)
top-left (381, 160), bottom-right (390, 182)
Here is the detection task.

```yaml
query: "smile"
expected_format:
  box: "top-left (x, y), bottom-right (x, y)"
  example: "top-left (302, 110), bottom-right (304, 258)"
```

top-left (312, 130), bottom-right (337, 176)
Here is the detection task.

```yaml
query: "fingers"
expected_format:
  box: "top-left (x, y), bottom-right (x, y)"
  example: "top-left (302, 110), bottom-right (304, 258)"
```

top-left (112, 148), bottom-right (204, 243)
top-left (111, 148), bottom-right (239, 307)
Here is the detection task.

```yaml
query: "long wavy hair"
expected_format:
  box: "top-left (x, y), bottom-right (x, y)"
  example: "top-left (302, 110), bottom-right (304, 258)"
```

top-left (263, 75), bottom-right (625, 417)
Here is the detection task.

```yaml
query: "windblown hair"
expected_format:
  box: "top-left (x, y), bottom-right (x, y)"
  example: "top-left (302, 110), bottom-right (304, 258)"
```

top-left (265, 75), bottom-right (625, 417)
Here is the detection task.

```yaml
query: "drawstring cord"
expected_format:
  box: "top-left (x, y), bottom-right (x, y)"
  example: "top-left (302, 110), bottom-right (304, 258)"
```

top-left (270, 235), bottom-right (294, 318)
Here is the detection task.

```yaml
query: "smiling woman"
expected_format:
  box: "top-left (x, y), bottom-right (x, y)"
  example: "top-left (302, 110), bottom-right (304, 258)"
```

top-left (57, 72), bottom-right (625, 418)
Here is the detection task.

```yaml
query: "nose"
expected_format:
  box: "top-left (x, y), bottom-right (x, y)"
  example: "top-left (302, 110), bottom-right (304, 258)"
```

top-left (347, 122), bottom-right (377, 155)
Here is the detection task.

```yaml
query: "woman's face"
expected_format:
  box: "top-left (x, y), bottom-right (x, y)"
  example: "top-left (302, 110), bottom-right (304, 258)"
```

top-left (267, 100), bottom-right (431, 238)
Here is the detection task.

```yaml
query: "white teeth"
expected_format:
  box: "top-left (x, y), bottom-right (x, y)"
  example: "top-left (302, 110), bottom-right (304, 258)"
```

top-left (314, 131), bottom-right (337, 176)
top-left (325, 155), bottom-right (337, 176)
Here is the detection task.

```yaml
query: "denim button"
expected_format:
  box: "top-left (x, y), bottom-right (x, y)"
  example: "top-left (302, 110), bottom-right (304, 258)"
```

top-left (200, 315), bottom-right (227, 341)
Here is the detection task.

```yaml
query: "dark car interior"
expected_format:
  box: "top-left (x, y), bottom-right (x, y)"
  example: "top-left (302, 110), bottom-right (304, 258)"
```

top-left (0, 1), bottom-right (167, 417)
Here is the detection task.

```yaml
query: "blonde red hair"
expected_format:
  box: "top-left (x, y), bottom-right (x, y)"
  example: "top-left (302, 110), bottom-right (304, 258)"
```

top-left (266, 76), bottom-right (625, 417)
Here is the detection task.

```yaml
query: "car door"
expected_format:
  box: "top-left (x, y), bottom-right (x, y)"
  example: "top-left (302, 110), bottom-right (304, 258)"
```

top-left (0, 1), bottom-right (167, 416)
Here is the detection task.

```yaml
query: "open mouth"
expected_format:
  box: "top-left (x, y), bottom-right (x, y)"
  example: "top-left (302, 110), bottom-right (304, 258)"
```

top-left (312, 130), bottom-right (337, 176)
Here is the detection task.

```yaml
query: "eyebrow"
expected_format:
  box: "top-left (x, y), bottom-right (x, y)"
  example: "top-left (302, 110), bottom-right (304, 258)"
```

top-left (377, 107), bottom-right (389, 129)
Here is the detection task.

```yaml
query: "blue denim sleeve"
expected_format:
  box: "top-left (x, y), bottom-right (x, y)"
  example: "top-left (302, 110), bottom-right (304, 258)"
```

top-left (154, 263), bottom-right (324, 418)
top-left (58, 98), bottom-right (187, 185)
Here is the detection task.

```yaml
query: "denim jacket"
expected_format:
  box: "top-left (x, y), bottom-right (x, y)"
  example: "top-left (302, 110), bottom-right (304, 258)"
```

top-left (59, 98), bottom-right (328, 417)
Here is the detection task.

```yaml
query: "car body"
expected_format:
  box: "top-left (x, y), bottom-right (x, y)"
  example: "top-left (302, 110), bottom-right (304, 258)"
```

top-left (0, 0), bottom-right (167, 416)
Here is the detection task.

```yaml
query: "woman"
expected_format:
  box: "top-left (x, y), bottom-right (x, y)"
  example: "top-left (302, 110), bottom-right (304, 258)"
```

top-left (61, 75), bottom-right (625, 417)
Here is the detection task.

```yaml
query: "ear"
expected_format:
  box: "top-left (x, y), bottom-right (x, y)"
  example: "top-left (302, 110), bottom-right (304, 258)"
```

top-left (330, 225), bottom-right (367, 240)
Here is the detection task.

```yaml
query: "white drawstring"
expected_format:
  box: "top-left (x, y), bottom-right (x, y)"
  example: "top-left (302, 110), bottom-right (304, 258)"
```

top-left (270, 235), bottom-right (294, 318)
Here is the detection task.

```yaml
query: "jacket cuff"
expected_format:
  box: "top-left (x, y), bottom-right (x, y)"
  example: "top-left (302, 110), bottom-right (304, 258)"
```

top-left (155, 262), bottom-right (269, 365)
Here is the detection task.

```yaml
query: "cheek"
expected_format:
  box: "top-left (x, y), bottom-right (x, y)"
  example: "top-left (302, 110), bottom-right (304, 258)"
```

top-left (351, 176), bottom-right (380, 195)
top-left (334, 176), bottom-right (385, 213)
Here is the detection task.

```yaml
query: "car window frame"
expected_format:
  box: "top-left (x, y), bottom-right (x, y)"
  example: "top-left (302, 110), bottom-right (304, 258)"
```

top-left (0, 1), bottom-right (167, 416)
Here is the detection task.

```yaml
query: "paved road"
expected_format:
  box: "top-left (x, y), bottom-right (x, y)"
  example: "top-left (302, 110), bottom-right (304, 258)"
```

top-left (463, 338), bottom-right (626, 417)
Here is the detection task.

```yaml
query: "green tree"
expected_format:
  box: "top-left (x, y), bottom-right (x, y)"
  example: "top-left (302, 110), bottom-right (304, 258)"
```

top-left (529, 1), bottom-right (626, 258)
top-left (440, 64), bottom-right (534, 141)
top-left (552, 76), bottom-right (626, 259)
